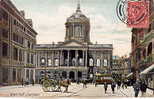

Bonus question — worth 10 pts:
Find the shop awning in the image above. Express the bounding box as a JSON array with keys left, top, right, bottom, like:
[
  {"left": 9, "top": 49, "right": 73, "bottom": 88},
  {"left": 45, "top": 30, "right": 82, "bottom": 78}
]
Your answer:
[
  {"left": 140, "top": 64, "right": 154, "bottom": 75},
  {"left": 126, "top": 72, "right": 133, "bottom": 78}
]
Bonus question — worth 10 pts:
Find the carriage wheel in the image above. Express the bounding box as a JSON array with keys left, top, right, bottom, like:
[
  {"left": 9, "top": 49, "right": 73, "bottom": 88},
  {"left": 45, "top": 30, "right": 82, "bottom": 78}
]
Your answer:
[
  {"left": 51, "top": 81, "right": 60, "bottom": 92},
  {"left": 42, "top": 80, "right": 51, "bottom": 92}
]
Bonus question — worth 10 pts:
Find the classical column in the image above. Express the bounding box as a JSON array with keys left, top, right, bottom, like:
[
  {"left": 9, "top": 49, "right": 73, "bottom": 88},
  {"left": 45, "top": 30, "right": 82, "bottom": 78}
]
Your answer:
[
  {"left": 29, "top": 69, "right": 31, "bottom": 81},
  {"left": 16, "top": 69, "right": 18, "bottom": 82},
  {"left": 100, "top": 53, "right": 103, "bottom": 67},
  {"left": 67, "top": 50, "right": 70, "bottom": 66},
  {"left": 67, "top": 71, "right": 69, "bottom": 79},
  {"left": 75, "top": 71, "right": 77, "bottom": 81},
  {"left": 85, "top": 50, "right": 88, "bottom": 67},
  {"left": 58, "top": 50, "right": 60, "bottom": 66},
  {"left": 75, "top": 50, "right": 78, "bottom": 66},
  {"left": 53, "top": 50, "right": 55, "bottom": 66},
  {"left": 8, "top": 68, "right": 13, "bottom": 84},
  {"left": 83, "top": 50, "right": 85, "bottom": 66},
  {"left": 108, "top": 54, "right": 110, "bottom": 67},
  {"left": 24, "top": 68, "right": 26, "bottom": 81},
  {"left": 51, "top": 51, "right": 54, "bottom": 66},
  {"left": 60, "top": 50, "right": 63, "bottom": 66},
  {"left": 33, "top": 69, "right": 35, "bottom": 83},
  {"left": 73, "top": 24, "right": 74, "bottom": 37}
]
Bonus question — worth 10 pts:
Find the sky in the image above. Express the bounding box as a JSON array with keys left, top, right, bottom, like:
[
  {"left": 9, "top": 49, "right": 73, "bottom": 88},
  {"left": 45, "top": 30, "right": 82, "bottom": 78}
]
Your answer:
[{"left": 12, "top": 0, "right": 132, "bottom": 57}]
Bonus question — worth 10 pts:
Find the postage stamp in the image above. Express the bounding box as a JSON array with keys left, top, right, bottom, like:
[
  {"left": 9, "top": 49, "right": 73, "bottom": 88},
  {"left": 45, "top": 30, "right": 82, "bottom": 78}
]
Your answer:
[
  {"left": 116, "top": 0, "right": 149, "bottom": 28},
  {"left": 127, "top": 0, "right": 149, "bottom": 28}
]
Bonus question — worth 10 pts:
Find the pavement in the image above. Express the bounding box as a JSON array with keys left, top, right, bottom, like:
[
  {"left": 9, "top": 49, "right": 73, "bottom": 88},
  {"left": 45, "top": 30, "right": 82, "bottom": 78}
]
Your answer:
[{"left": 0, "top": 83, "right": 154, "bottom": 97}]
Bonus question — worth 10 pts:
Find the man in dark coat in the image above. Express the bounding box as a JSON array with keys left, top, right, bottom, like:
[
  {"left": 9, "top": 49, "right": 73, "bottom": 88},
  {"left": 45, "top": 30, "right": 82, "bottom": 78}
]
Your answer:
[
  {"left": 104, "top": 82, "right": 108, "bottom": 94},
  {"left": 133, "top": 80, "right": 140, "bottom": 97},
  {"left": 140, "top": 81, "right": 147, "bottom": 97},
  {"left": 111, "top": 82, "right": 116, "bottom": 94},
  {"left": 117, "top": 80, "right": 121, "bottom": 89}
]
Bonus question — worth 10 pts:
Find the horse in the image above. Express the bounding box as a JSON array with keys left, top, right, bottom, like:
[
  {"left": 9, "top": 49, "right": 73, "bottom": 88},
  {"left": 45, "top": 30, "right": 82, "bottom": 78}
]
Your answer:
[{"left": 58, "top": 80, "right": 71, "bottom": 92}]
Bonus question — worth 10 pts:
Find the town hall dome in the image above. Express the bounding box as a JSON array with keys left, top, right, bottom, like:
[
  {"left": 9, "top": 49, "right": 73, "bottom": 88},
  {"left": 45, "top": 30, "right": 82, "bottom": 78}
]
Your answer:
[{"left": 65, "top": 3, "right": 91, "bottom": 44}]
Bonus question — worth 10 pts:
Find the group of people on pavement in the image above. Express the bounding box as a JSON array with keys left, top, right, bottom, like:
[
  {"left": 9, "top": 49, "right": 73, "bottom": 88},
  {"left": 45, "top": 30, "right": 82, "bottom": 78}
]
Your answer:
[
  {"left": 103, "top": 80, "right": 127, "bottom": 94},
  {"left": 104, "top": 81, "right": 116, "bottom": 94},
  {"left": 103, "top": 79, "right": 150, "bottom": 97},
  {"left": 133, "top": 79, "right": 148, "bottom": 97}
]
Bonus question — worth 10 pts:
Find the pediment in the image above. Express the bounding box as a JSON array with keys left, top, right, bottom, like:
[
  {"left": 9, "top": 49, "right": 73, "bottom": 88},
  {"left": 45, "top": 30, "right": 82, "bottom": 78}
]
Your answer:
[
  {"left": 64, "top": 42, "right": 82, "bottom": 47},
  {"left": 59, "top": 40, "right": 85, "bottom": 47}
]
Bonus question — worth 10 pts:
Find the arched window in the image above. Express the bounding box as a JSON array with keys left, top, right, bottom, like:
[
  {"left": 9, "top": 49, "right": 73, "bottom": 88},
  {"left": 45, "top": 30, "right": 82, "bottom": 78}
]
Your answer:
[
  {"left": 78, "top": 71, "right": 82, "bottom": 78},
  {"left": 48, "top": 58, "right": 52, "bottom": 66},
  {"left": 69, "top": 71, "right": 75, "bottom": 80},
  {"left": 104, "top": 59, "right": 108, "bottom": 66},
  {"left": 89, "top": 58, "right": 94, "bottom": 66},
  {"left": 40, "top": 57, "right": 46, "bottom": 65},
  {"left": 55, "top": 59, "right": 59, "bottom": 66},
  {"left": 62, "top": 71, "right": 67, "bottom": 79},
  {"left": 96, "top": 59, "right": 101, "bottom": 66},
  {"left": 72, "top": 58, "right": 76, "bottom": 66},
  {"left": 79, "top": 58, "right": 83, "bottom": 66}
]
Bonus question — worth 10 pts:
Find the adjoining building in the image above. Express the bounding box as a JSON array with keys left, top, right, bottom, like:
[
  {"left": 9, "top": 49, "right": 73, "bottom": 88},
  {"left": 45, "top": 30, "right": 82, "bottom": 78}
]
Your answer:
[
  {"left": 131, "top": 0, "right": 154, "bottom": 89},
  {"left": 35, "top": 3, "right": 113, "bottom": 82},
  {"left": 112, "top": 55, "right": 131, "bottom": 81},
  {"left": 0, "top": 0, "right": 37, "bottom": 85}
]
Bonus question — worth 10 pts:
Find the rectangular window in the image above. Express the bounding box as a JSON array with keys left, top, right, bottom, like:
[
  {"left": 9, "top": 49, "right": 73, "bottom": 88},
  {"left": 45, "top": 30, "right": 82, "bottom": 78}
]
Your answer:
[
  {"left": 13, "top": 47, "right": 18, "bottom": 60},
  {"left": 2, "top": 42, "right": 8, "bottom": 57},
  {"left": 19, "top": 50, "right": 22, "bottom": 61},
  {"left": 27, "top": 53, "right": 30, "bottom": 63},
  {"left": 21, "top": 37, "right": 24, "bottom": 45},
  {"left": 14, "top": 19, "right": 16, "bottom": 25},
  {"left": 13, "top": 69, "right": 16, "bottom": 82},
  {"left": 28, "top": 41, "right": 31, "bottom": 48},
  {"left": 31, "top": 54, "right": 34, "bottom": 64},
  {"left": 2, "top": 9, "right": 8, "bottom": 21},
  {"left": 104, "top": 59, "right": 108, "bottom": 66},
  {"left": 2, "top": 68, "right": 8, "bottom": 83},
  {"left": 13, "top": 33, "right": 18, "bottom": 42},
  {"left": 2, "top": 29, "right": 8, "bottom": 38}
]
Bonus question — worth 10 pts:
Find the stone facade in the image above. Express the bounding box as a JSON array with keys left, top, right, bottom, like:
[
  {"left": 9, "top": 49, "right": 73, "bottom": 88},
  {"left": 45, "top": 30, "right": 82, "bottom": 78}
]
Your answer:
[
  {"left": 35, "top": 3, "right": 113, "bottom": 82},
  {"left": 112, "top": 56, "right": 131, "bottom": 80},
  {"left": 0, "top": 0, "right": 37, "bottom": 85}
]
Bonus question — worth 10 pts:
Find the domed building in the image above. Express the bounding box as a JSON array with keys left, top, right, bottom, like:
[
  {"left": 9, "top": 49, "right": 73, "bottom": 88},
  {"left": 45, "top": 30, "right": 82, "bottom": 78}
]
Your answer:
[
  {"left": 35, "top": 2, "right": 113, "bottom": 82},
  {"left": 65, "top": 3, "right": 90, "bottom": 44}
]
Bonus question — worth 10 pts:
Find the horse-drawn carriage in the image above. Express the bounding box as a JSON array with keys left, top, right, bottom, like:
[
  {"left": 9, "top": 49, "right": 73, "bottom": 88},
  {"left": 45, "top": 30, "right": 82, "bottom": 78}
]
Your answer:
[{"left": 41, "top": 77, "right": 71, "bottom": 92}]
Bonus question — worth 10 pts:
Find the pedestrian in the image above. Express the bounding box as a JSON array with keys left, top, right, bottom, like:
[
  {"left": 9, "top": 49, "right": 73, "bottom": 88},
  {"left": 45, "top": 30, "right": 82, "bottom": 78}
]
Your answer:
[
  {"left": 140, "top": 81, "right": 147, "bottom": 97},
  {"left": 83, "top": 79, "right": 87, "bottom": 88},
  {"left": 111, "top": 82, "right": 116, "bottom": 94},
  {"left": 104, "top": 82, "right": 108, "bottom": 94},
  {"left": 32, "top": 79, "right": 35, "bottom": 86},
  {"left": 122, "top": 81, "right": 125, "bottom": 89},
  {"left": 21, "top": 78, "right": 24, "bottom": 86},
  {"left": 133, "top": 80, "right": 140, "bottom": 97},
  {"left": 117, "top": 80, "right": 121, "bottom": 90}
]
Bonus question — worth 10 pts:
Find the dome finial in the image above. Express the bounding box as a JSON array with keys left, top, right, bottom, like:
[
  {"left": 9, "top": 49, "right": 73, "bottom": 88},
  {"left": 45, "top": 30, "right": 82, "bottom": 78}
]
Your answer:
[{"left": 76, "top": 0, "right": 81, "bottom": 12}]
